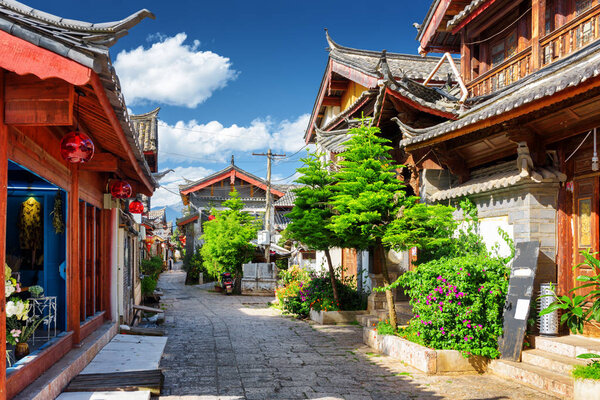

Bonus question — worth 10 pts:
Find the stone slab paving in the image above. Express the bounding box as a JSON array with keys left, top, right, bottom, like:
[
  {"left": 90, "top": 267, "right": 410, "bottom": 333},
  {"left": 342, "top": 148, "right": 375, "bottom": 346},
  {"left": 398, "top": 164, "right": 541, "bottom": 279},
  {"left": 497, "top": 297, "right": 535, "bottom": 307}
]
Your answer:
[{"left": 157, "top": 270, "right": 559, "bottom": 400}]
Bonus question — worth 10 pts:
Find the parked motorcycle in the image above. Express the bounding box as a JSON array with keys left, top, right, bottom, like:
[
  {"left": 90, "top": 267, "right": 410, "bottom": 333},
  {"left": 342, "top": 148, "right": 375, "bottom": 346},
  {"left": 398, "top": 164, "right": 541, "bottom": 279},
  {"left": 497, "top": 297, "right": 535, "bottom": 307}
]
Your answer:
[{"left": 221, "top": 272, "right": 234, "bottom": 295}]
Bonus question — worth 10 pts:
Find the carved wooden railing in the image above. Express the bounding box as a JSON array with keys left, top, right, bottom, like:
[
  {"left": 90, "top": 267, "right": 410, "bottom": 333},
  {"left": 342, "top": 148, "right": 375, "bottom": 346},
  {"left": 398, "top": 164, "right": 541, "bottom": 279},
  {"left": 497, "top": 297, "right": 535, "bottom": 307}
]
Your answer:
[
  {"left": 467, "top": 48, "right": 532, "bottom": 97},
  {"left": 540, "top": 4, "right": 600, "bottom": 67}
]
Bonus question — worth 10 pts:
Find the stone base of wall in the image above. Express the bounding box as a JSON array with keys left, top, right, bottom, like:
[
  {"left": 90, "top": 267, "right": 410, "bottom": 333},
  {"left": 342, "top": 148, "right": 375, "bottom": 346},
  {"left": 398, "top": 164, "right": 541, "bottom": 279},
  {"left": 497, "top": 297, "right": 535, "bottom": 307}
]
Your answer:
[
  {"left": 310, "top": 309, "right": 367, "bottom": 325},
  {"left": 363, "top": 328, "right": 488, "bottom": 374},
  {"left": 574, "top": 379, "right": 600, "bottom": 400}
]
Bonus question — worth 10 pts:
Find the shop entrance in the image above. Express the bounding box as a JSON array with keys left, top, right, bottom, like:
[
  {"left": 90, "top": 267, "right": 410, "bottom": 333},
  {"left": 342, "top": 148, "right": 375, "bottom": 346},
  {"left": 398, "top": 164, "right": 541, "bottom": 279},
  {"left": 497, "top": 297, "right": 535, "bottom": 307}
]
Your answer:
[{"left": 5, "top": 160, "right": 67, "bottom": 363}]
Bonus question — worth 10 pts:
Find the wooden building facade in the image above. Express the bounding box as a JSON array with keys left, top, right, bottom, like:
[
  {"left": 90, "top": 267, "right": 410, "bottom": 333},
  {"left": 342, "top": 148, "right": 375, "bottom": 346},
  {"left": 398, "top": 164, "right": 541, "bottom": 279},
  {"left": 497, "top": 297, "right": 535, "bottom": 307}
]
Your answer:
[{"left": 0, "top": 2, "right": 156, "bottom": 399}]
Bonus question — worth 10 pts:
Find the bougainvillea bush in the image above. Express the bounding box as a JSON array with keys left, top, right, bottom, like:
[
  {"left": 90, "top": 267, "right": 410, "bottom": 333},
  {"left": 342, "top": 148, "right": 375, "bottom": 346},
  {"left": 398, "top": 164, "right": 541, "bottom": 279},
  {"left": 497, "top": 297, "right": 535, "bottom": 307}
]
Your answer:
[
  {"left": 396, "top": 252, "right": 509, "bottom": 358},
  {"left": 275, "top": 266, "right": 311, "bottom": 317}
]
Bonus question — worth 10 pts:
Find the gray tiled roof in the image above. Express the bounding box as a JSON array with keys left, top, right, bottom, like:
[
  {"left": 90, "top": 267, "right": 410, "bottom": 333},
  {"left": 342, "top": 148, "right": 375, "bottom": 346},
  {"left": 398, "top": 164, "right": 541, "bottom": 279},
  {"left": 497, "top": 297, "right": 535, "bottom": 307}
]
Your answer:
[
  {"left": 179, "top": 164, "right": 272, "bottom": 194},
  {"left": 447, "top": 0, "right": 487, "bottom": 30},
  {"left": 132, "top": 107, "right": 160, "bottom": 153},
  {"left": 428, "top": 161, "right": 566, "bottom": 202},
  {"left": 327, "top": 30, "right": 453, "bottom": 82},
  {"left": 400, "top": 39, "right": 600, "bottom": 148},
  {"left": 316, "top": 128, "right": 352, "bottom": 153},
  {"left": 274, "top": 190, "right": 298, "bottom": 207},
  {"left": 147, "top": 208, "right": 166, "bottom": 221},
  {"left": 0, "top": 1, "right": 157, "bottom": 189}
]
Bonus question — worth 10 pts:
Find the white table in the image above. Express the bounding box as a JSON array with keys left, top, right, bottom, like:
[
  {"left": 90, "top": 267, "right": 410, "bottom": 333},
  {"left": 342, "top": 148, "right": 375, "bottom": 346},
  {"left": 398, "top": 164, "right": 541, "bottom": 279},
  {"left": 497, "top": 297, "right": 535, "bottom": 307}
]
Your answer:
[{"left": 29, "top": 296, "right": 57, "bottom": 344}]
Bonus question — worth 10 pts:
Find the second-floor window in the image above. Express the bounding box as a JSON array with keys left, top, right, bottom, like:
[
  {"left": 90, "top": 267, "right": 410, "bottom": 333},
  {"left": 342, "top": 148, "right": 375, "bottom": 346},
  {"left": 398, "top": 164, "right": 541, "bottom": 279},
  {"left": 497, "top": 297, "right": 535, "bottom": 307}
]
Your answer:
[
  {"left": 490, "top": 31, "right": 517, "bottom": 67},
  {"left": 576, "top": 0, "right": 593, "bottom": 15}
]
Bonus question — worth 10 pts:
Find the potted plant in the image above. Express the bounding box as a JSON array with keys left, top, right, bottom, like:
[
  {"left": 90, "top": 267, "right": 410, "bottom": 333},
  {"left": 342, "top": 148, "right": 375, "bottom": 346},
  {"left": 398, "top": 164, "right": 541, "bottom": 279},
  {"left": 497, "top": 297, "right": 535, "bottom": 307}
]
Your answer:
[
  {"left": 573, "top": 353, "right": 600, "bottom": 400},
  {"left": 28, "top": 285, "right": 44, "bottom": 298},
  {"left": 7, "top": 315, "right": 46, "bottom": 360}
]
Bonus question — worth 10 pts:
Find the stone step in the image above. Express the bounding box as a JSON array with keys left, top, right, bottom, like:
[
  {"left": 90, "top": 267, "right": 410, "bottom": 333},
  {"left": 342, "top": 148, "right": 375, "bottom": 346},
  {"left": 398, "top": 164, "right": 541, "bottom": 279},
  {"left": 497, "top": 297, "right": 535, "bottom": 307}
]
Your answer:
[
  {"left": 357, "top": 314, "right": 380, "bottom": 328},
  {"left": 374, "top": 310, "right": 413, "bottom": 325},
  {"left": 532, "top": 335, "right": 600, "bottom": 358},
  {"left": 489, "top": 359, "right": 573, "bottom": 399},
  {"left": 521, "top": 348, "right": 588, "bottom": 375}
]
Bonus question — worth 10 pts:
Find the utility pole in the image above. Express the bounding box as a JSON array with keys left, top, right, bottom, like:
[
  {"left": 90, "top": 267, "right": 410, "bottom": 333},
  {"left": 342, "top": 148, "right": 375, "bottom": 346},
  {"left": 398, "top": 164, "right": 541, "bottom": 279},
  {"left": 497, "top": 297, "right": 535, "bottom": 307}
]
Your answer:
[{"left": 252, "top": 149, "right": 285, "bottom": 263}]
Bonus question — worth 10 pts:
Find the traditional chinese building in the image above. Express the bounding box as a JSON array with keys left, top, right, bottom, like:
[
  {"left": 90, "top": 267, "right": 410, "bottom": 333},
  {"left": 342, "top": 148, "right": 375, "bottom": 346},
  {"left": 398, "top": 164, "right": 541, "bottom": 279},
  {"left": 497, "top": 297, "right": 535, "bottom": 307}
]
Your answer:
[
  {"left": 0, "top": 2, "right": 156, "bottom": 398},
  {"left": 177, "top": 158, "right": 285, "bottom": 256},
  {"left": 398, "top": 0, "right": 600, "bottom": 395}
]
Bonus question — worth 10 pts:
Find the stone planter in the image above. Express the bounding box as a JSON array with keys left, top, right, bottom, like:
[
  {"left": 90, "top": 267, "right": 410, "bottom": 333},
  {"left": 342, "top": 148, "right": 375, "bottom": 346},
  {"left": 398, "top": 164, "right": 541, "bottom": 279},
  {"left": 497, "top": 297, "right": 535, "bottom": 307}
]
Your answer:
[
  {"left": 574, "top": 379, "right": 600, "bottom": 400},
  {"left": 309, "top": 309, "right": 367, "bottom": 325},
  {"left": 363, "top": 327, "right": 488, "bottom": 374}
]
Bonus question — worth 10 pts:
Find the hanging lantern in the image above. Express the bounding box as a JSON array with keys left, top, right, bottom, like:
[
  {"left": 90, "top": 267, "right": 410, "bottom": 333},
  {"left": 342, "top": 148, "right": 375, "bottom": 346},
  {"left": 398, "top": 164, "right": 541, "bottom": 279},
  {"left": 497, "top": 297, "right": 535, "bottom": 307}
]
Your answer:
[
  {"left": 60, "top": 131, "right": 94, "bottom": 163},
  {"left": 109, "top": 180, "right": 132, "bottom": 199},
  {"left": 129, "top": 199, "right": 144, "bottom": 214},
  {"left": 179, "top": 236, "right": 186, "bottom": 246},
  {"left": 208, "top": 215, "right": 216, "bottom": 221}
]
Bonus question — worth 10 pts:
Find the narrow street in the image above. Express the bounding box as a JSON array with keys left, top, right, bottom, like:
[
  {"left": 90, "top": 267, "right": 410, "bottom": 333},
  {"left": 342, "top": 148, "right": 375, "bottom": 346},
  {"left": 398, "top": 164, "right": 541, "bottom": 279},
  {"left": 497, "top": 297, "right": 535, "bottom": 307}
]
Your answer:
[{"left": 157, "top": 270, "right": 557, "bottom": 400}]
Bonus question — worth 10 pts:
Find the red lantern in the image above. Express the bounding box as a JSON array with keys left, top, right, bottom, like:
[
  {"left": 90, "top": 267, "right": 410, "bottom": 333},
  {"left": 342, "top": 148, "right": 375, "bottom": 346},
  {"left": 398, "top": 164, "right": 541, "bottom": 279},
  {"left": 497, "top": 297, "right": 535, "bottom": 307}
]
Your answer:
[
  {"left": 60, "top": 131, "right": 95, "bottom": 163},
  {"left": 179, "top": 236, "right": 186, "bottom": 246},
  {"left": 110, "top": 180, "right": 132, "bottom": 199},
  {"left": 208, "top": 215, "right": 216, "bottom": 221},
  {"left": 129, "top": 199, "right": 144, "bottom": 214}
]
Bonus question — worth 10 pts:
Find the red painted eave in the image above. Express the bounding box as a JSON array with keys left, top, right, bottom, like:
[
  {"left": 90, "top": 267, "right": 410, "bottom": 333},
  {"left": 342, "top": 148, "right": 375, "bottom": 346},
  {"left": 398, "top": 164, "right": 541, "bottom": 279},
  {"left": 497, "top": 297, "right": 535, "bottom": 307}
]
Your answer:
[
  {"left": 177, "top": 215, "right": 198, "bottom": 227},
  {"left": 420, "top": 0, "right": 453, "bottom": 54},
  {"left": 181, "top": 169, "right": 285, "bottom": 197}
]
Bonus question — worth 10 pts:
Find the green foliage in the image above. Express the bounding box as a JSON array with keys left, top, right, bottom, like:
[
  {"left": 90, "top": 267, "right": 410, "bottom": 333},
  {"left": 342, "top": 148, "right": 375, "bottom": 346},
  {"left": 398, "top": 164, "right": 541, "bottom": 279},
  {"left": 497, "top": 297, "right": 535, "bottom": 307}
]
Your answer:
[
  {"left": 183, "top": 246, "right": 216, "bottom": 284},
  {"left": 285, "top": 151, "right": 341, "bottom": 251},
  {"left": 396, "top": 252, "right": 510, "bottom": 358},
  {"left": 201, "top": 191, "right": 260, "bottom": 277},
  {"left": 329, "top": 123, "right": 410, "bottom": 249},
  {"left": 573, "top": 354, "right": 600, "bottom": 380},
  {"left": 141, "top": 256, "right": 163, "bottom": 279},
  {"left": 383, "top": 200, "right": 457, "bottom": 264},
  {"left": 275, "top": 266, "right": 311, "bottom": 317},
  {"left": 141, "top": 275, "right": 157, "bottom": 296},
  {"left": 540, "top": 250, "right": 600, "bottom": 334}
]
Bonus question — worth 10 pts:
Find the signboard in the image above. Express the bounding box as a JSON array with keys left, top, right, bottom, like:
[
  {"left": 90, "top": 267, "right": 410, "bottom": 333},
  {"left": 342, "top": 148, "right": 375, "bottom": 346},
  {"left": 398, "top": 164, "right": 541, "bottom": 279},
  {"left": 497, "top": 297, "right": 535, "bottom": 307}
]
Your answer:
[{"left": 498, "top": 241, "right": 540, "bottom": 361}]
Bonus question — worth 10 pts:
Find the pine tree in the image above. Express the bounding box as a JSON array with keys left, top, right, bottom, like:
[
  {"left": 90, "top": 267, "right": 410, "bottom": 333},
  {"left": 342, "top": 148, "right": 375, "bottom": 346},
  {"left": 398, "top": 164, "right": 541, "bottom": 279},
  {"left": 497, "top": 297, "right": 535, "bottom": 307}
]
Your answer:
[
  {"left": 201, "top": 190, "right": 260, "bottom": 292},
  {"left": 284, "top": 151, "right": 341, "bottom": 305},
  {"left": 329, "top": 123, "right": 409, "bottom": 329}
]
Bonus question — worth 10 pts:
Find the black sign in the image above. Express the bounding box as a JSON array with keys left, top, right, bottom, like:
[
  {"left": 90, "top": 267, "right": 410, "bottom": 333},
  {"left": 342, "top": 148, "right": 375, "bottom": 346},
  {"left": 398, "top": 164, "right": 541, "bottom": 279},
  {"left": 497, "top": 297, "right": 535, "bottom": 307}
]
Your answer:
[{"left": 498, "top": 241, "right": 540, "bottom": 361}]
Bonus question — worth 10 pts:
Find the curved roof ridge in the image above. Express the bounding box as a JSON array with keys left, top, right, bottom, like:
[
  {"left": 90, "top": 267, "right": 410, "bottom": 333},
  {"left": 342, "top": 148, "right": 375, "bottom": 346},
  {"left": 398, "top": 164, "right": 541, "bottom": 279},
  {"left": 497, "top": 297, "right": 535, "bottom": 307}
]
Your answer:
[
  {"left": 0, "top": 0, "right": 155, "bottom": 35},
  {"left": 131, "top": 107, "right": 161, "bottom": 119}
]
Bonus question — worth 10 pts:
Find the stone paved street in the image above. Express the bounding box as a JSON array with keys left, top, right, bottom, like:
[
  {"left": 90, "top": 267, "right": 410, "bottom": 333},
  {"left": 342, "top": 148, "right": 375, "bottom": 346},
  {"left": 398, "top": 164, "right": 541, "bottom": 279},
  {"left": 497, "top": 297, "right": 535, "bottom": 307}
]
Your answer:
[{"left": 158, "top": 270, "right": 558, "bottom": 400}]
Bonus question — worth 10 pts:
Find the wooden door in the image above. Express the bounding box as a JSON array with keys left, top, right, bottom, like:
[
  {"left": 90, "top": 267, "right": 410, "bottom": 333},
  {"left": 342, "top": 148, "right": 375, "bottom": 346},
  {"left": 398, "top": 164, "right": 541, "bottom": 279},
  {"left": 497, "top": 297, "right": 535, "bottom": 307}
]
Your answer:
[{"left": 341, "top": 248, "right": 357, "bottom": 280}]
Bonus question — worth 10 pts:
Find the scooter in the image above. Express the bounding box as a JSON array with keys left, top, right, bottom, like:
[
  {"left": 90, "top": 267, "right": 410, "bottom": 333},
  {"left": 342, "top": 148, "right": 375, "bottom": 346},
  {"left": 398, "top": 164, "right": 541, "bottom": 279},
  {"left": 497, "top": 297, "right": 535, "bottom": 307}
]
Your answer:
[{"left": 221, "top": 272, "right": 234, "bottom": 295}]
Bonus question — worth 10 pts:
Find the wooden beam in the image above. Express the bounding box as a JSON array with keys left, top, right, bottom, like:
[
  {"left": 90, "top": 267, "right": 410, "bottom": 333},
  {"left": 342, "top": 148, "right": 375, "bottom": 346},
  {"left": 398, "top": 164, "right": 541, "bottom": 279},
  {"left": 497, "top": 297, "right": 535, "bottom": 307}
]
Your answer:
[
  {"left": 0, "top": 30, "right": 91, "bottom": 86},
  {"left": 0, "top": 69, "right": 8, "bottom": 400},
  {"left": 89, "top": 73, "right": 154, "bottom": 196},
  {"left": 531, "top": 0, "right": 543, "bottom": 71},
  {"left": 68, "top": 164, "right": 81, "bottom": 344},
  {"left": 435, "top": 145, "right": 470, "bottom": 183},
  {"left": 330, "top": 80, "right": 349, "bottom": 91},
  {"left": 451, "top": 0, "right": 500, "bottom": 34},
  {"left": 80, "top": 153, "right": 119, "bottom": 172},
  {"left": 322, "top": 96, "right": 341, "bottom": 107},
  {"left": 4, "top": 74, "right": 74, "bottom": 126},
  {"left": 420, "top": 0, "right": 452, "bottom": 53}
]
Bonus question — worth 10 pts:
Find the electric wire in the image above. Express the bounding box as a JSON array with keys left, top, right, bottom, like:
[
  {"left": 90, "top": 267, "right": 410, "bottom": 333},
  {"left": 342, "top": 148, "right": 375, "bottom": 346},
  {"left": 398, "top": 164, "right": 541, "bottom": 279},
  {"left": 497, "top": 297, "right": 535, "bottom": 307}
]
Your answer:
[
  {"left": 463, "top": 8, "right": 532, "bottom": 46},
  {"left": 565, "top": 130, "right": 592, "bottom": 162}
]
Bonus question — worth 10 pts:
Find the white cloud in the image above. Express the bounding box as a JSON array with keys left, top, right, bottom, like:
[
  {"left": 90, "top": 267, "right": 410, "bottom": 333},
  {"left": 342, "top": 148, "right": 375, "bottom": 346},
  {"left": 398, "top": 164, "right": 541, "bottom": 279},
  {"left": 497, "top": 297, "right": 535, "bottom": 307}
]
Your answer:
[
  {"left": 158, "top": 114, "right": 311, "bottom": 164},
  {"left": 151, "top": 166, "right": 214, "bottom": 207},
  {"left": 114, "top": 33, "right": 238, "bottom": 108}
]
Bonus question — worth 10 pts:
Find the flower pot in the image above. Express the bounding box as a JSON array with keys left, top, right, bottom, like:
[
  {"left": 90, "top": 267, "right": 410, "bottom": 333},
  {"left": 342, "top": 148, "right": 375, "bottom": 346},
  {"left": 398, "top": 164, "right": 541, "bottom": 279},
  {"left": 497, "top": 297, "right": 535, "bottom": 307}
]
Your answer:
[{"left": 15, "top": 342, "right": 29, "bottom": 360}]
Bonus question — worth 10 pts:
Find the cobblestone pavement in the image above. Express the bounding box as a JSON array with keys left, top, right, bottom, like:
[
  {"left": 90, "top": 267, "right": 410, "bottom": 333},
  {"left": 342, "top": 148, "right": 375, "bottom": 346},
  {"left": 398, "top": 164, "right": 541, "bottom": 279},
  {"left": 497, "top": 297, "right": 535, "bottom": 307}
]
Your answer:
[{"left": 157, "top": 270, "right": 558, "bottom": 400}]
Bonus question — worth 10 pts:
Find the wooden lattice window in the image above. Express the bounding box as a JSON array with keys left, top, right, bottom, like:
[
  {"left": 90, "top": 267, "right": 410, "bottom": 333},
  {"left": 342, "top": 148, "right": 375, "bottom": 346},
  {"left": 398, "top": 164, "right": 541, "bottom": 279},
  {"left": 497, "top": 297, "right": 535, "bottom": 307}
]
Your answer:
[
  {"left": 575, "top": 0, "right": 593, "bottom": 15},
  {"left": 490, "top": 31, "right": 517, "bottom": 67}
]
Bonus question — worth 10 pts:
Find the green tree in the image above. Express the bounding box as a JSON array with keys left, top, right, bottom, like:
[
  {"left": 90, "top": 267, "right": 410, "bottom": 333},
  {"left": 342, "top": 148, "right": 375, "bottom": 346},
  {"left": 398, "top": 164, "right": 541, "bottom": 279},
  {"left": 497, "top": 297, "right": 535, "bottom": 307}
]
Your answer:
[
  {"left": 284, "top": 151, "right": 341, "bottom": 305},
  {"left": 329, "top": 123, "right": 410, "bottom": 329},
  {"left": 201, "top": 191, "right": 259, "bottom": 291}
]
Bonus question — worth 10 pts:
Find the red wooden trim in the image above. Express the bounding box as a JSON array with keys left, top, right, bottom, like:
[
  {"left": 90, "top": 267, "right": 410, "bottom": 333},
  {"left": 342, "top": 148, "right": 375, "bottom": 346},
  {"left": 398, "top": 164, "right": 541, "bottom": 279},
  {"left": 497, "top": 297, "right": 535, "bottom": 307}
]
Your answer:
[
  {"left": 452, "top": 0, "right": 500, "bottom": 34},
  {"left": 89, "top": 73, "right": 154, "bottom": 196},
  {"left": 6, "top": 332, "right": 74, "bottom": 400},
  {"left": 176, "top": 215, "right": 198, "bottom": 227},
  {"left": 67, "top": 164, "right": 81, "bottom": 344},
  {"left": 386, "top": 88, "right": 458, "bottom": 120},
  {"left": 79, "top": 201, "right": 86, "bottom": 323},
  {"left": 0, "top": 70, "right": 8, "bottom": 400},
  {"left": 306, "top": 60, "right": 332, "bottom": 144},
  {"left": 420, "top": 0, "right": 452, "bottom": 53},
  {"left": 0, "top": 31, "right": 91, "bottom": 86},
  {"left": 80, "top": 311, "right": 106, "bottom": 341},
  {"left": 330, "top": 60, "right": 378, "bottom": 89}
]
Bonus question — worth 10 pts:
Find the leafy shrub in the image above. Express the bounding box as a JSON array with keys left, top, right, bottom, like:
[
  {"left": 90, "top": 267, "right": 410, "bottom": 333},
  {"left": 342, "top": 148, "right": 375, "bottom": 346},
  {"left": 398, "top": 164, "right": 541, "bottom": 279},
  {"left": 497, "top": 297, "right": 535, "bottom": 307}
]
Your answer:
[
  {"left": 573, "top": 354, "right": 600, "bottom": 380},
  {"left": 301, "top": 271, "right": 366, "bottom": 312},
  {"left": 396, "top": 252, "right": 509, "bottom": 358},
  {"left": 183, "top": 246, "right": 217, "bottom": 285},
  {"left": 141, "top": 275, "right": 157, "bottom": 296},
  {"left": 275, "top": 266, "right": 310, "bottom": 316},
  {"left": 141, "top": 256, "right": 163, "bottom": 279}
]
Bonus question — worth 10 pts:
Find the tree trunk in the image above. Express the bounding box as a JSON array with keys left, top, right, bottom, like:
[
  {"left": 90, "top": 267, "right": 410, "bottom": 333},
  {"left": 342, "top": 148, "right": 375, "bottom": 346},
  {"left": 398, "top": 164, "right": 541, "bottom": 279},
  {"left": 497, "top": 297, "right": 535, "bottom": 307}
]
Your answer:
[
  {"left": 324, "top": 248, "right": 341, "bottom": 307},
  {"left": 377, "top": 239, "right": 397, "bottom": 330}
]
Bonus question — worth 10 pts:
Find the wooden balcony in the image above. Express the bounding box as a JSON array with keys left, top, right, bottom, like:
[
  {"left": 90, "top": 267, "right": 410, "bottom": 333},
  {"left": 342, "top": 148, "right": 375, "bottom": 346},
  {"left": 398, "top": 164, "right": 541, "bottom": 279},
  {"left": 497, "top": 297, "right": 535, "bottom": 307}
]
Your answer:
[
  {"left": 466, "top": 4, "right": 600, "bottom": 98},
  {"left": 467, "top": 48, "right": 532, "bottom": 97},
  {"left": 540, "top": 4, "right": 600, "bottom": 67}
]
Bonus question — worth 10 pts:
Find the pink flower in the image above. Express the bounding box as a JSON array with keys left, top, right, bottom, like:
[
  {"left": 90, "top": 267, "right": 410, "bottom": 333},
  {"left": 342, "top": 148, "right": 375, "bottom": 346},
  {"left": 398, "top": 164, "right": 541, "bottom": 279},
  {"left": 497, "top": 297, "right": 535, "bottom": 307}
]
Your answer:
[
  {"left": 467, "top": 324, "right": 471, "bottom": 328},
  {"left": 458, "top": 302, "right": 461, "bottom": 305}
]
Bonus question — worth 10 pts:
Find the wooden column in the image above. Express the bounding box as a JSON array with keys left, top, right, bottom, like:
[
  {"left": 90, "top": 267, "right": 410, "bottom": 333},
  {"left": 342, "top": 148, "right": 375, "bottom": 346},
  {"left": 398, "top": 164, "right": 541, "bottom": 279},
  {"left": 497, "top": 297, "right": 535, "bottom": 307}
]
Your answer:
[
  {"left": 460, "top": 30, "right": 471, "bottom": 82},
  {"left": 532, "top": 0, "right": 544, "bottom": 71},
  {"left": 67, "top": 164, "right": 81, "bottom": 343},
  {"left": 0, "top": 70, "right": 9, "bottom": 400}
]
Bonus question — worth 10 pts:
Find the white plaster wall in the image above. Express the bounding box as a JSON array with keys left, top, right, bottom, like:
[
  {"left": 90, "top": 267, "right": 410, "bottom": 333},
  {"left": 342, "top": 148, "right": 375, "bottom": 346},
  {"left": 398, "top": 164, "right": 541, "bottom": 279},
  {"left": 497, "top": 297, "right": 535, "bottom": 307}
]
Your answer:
[
  {"left": 110, "top": 209, "right": 119, "bottom": 323},
  {"left": 314, "top": 248, "right": 342, "bottom": 273},
  {"left": 478, "top": 215, "right": 514, "bottom": 259}
]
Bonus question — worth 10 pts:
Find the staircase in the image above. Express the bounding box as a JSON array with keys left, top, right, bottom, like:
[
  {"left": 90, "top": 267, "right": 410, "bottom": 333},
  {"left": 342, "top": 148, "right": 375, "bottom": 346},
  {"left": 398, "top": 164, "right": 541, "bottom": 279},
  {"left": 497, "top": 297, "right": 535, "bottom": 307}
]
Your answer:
[
  {"left": 357, "top": 274, "right": 414, "bottom": 327},
  {"left": 489, "top": 335, "right": 600, "bottom": 399}
]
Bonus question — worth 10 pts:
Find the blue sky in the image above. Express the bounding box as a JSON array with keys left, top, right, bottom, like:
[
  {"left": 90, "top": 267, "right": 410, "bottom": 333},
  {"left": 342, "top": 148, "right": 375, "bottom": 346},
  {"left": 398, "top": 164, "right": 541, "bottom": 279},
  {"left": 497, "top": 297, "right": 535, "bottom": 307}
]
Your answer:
[{"left": 24, "top": 0, "right": 432, "bottom": 215}]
